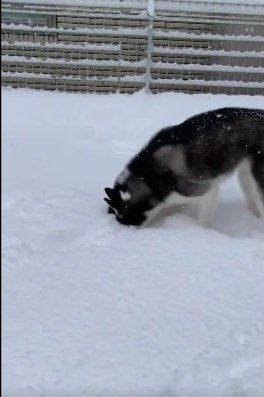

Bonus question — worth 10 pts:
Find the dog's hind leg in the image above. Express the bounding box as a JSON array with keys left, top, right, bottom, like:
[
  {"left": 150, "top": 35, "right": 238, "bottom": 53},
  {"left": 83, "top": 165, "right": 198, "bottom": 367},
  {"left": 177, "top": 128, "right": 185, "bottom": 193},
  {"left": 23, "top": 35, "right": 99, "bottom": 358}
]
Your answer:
[
  {"left": 197, "top": 184, "right": 219, "bottom": 227},
  {"left": 238, "top": 158, "right": 264, "bottom": 221},
  {"left": 251, "top": 156, "right": 264, "bottom": 221},
  {"left": 238, "top": 159, "right": 260, "bottom": 217}
]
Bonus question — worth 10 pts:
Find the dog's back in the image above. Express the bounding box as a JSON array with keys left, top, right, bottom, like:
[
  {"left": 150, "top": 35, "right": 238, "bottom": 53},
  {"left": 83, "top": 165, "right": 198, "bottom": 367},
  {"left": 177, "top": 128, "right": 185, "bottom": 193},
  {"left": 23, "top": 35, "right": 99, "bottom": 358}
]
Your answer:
[{"left": 130, "top": 107, "right": 264, "bottom": 180}]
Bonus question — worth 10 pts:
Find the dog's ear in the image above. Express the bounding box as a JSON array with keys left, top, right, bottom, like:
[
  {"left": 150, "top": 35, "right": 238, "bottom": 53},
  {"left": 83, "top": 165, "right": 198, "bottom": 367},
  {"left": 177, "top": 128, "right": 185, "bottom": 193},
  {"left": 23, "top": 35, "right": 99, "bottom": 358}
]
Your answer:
[
  {"left": 105, "top": 187, "right": 119, "bottom": 202},
  {"left": 104, "top": 197, "right": 114, "bottom": 207},
  {"left": 104, "top": 187, "right": 129, "bottom": 215},
  {"left": 104, "top": 197, "right": 118, "bottom": 215}
]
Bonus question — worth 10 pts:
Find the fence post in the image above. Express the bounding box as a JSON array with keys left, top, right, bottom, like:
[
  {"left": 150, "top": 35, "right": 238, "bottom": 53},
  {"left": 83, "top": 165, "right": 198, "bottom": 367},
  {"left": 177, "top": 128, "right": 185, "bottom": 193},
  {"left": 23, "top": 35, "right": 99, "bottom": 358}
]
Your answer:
[{"left": 145, "top": 0, "right": 155, "bottom": 94}]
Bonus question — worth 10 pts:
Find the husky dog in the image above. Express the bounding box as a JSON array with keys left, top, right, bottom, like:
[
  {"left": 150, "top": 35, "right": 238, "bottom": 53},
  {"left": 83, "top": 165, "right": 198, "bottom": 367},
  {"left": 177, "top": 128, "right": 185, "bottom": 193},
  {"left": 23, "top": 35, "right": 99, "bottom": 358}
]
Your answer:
[{"left": 104, "top": 107, "right": 264, "bottom": 227}]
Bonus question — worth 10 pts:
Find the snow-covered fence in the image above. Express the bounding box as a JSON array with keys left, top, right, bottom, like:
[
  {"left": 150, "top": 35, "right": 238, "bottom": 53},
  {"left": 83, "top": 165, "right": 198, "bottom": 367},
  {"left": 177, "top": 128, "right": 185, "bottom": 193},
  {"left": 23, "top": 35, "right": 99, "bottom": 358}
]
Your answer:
[{"left": 1, "top": 0, "right": 264, "bottom": 95}]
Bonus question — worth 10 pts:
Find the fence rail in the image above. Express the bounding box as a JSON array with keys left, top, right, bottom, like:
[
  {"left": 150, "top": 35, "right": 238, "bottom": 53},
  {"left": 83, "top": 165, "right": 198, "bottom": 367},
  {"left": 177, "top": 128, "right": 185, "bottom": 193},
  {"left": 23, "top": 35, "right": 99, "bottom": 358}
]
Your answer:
[{"left": 1, "top": 0, "right": 264, "bottom": 95}]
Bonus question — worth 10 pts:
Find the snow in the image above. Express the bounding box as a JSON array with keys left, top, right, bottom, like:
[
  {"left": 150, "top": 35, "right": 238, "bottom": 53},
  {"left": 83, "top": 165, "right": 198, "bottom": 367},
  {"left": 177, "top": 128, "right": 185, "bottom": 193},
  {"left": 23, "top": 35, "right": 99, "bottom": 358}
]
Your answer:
[
  {"left": 150, "top": 78, "right": 264, "bottom": 88},
  {"left": 3, "top": 41, "right": 264, "bottom": 61},
  {"left": 3, "top": 70, "right": 264, "bottom": 90},
  {"left": 2, "top": 40, "right": 122, "bottom": 52},
  {"left": 1, "top": 54, "right": 147, "bottom": 68},
  {"left": 4, "top": 53, "right": 264, "bottom": 76},
  {"left": 2, "top": 88, "right": 264, "bottom": 397},
  {"left": 148, "top": 0, "right": 155, "bottom": 17},
  {"left": 152, "top": 62, "right": 264, "bottom": 73},
  {"left": 4, "top": 0, "right": 264, "bottom": 16},
  {"left": 3, "top": 23, "right": 264, "bottom": 42},
  {"left": 5, "top": 0, "right": 264, "bottom": 6},
  {"left": 152, "top": 47, "right": 264, "bottom": 59},
  {"left": 1, "top": 71, "right": 147, "bottom": 83}
]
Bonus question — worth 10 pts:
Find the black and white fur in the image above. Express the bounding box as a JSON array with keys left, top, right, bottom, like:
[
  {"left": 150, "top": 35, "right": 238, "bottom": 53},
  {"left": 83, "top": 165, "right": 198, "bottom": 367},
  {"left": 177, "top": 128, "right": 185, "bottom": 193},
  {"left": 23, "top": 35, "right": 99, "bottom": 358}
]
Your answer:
[{"left": 104, "top": 107, "right": 264, "bottom": 227}]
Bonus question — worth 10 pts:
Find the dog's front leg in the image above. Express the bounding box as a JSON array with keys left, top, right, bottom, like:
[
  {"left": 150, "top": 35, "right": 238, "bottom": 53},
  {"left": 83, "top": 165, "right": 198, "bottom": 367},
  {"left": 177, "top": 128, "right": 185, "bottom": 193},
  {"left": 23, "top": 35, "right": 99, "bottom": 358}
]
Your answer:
[{"left": 197, "top": 185, "right": 219, "bottom": 228}]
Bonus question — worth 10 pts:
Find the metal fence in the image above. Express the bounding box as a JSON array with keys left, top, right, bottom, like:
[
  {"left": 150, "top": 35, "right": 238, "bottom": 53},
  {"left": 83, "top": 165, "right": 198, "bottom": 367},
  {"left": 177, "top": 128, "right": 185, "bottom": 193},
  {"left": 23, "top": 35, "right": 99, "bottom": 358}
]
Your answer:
[{"left": 1, "top": 0, "right": 264, "bottom": 95}]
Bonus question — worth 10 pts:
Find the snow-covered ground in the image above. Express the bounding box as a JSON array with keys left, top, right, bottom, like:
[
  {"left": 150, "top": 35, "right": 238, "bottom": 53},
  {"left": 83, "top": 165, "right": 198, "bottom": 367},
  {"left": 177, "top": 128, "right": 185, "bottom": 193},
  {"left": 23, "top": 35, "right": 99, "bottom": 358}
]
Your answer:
[{"left": 2, "top": 88, "right": 264, "bottom": 397}]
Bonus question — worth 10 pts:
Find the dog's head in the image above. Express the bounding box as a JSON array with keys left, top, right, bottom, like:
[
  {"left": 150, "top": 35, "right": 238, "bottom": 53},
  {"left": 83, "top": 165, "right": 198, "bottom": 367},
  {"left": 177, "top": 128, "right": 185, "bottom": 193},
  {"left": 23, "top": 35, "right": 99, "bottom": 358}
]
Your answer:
[{"left": 104, "top": 168, "right": 160, "bottom": 226}]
